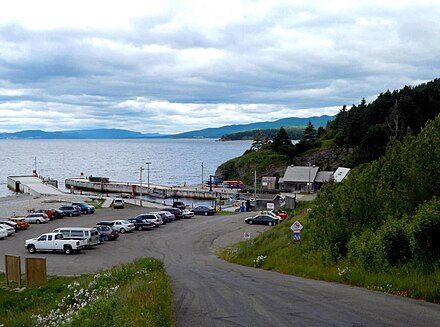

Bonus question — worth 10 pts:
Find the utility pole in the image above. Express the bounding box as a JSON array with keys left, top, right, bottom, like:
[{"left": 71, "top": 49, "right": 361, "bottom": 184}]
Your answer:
[
  {"left": 140, "top": 166, "right": 144, "bottom": 206},
  {"left": 254, "top": 170, "right": 257, "bottom": 199},
  {"left": 201, "top": 162, "right": 204, "bottom": 186},
  {"left": 146, "top": 162, "right": 151, "bottom": 189}
]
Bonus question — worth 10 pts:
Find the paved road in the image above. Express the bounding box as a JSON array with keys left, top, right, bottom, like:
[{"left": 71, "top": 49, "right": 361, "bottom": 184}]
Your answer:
[{"left": 1, "top": 207, "right": 440, "bottom": 326}]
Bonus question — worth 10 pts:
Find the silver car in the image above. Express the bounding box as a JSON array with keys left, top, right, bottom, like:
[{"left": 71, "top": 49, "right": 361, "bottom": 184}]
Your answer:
[
  {"left": 24, "top": 213, "right": 50, "bottom": 224},
  {"left": 111, "top": 220, "right": 135, "bottom": 233}
]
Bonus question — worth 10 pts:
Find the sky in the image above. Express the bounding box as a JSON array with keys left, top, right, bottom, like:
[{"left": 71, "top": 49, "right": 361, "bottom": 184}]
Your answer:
[{"left": 0, "top": 0, "right": 439, "bottom": 134}]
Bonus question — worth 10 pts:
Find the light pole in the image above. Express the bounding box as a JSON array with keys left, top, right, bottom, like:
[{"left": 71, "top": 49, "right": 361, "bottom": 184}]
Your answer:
[
  {"left": 201, "top": 162, "right": 204, "bottom": 187},
  {"left": 139, "top": 166, "right": 144, "bottom": 206},
  {"left": 253, "top": 170, "right": 257, "bottom": 200},
  {"left": 146, "top": 162, "right": 151, "bottom": 189}
]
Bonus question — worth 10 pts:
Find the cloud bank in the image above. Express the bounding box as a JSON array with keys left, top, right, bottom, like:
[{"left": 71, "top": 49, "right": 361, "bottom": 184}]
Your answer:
[{"left": 0, "top": 0, "right": 439, "bottom": 133}]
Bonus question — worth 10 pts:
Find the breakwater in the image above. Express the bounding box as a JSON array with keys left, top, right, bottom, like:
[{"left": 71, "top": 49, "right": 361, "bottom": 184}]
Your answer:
[{"left": 65, "top": 178, "right": 235, "bottom": 200}]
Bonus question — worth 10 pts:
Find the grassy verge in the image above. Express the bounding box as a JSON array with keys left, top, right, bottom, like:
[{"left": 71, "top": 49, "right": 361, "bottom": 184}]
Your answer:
[
  {"left": 0, "top": 258, "right": 174, "bottom": 327},
  {"left": 219, "top": 203, "right": 440, "bottom": 303}
]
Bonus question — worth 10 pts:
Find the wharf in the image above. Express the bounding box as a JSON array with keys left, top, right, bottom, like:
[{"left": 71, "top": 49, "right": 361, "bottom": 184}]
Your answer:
[
  {"left": 65, "top": 178, "right": 236, "bottom": 201},
  {"left": 7, "top": 176, "right": 64, "bottom": 197}
]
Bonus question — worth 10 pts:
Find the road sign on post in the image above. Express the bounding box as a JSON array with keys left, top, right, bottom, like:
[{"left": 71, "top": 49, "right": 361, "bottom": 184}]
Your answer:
[
  {"left": 244, "top": 232, "right": 251, "bottom": 257},
  {"left": 290, "top": 221, "right": 303, "bottom": 232}
]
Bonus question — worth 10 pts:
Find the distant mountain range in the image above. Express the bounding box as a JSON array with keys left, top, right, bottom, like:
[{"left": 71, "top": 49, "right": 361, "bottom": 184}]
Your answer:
[
  {"left": 172, "top": 115, "right": 334, "bottom": 138},
  {"left": 0, "top": 129, "right": 163, "bottom": 139},
  {"left": 0, "top": 115, "right": 334, "bottom": 139}
]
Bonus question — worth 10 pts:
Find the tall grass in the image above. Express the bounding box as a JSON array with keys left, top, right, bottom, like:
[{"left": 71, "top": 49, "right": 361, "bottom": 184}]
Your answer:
[
  {"left": 0, "top": 258, "right": 174, "bottom": 327},
  {"left": 219, "top": 205, "right": 440, "bottom": 303}
]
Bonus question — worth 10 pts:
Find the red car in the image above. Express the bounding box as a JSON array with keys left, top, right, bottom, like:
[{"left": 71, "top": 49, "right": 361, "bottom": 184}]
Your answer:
[{"left": 271, "top": 210, "right": 288, "bottom": 221}]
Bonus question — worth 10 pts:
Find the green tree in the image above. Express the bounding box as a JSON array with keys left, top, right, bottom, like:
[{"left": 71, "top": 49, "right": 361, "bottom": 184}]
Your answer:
[
  {"left": 272, "top": 127, "right": 294, "bottom": 155},
  {"left": 302, "top": 121, "right": 317, "bottom": 144}
]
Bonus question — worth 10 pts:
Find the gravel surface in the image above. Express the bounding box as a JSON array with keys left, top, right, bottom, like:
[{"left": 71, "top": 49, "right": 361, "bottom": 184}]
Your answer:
[{"left": 1, "top": 197, "right": 439, "bottom": 327}]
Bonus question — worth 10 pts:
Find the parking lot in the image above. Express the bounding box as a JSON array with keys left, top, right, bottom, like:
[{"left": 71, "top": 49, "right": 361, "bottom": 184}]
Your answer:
[{"left": 0, "top": 204, "right": 257, "bottom": 275}]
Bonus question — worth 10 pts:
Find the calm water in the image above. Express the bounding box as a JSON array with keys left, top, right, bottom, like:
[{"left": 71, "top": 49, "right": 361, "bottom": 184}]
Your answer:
[{"left": 0, "top": 139, "right": 252, "bottom": 197}]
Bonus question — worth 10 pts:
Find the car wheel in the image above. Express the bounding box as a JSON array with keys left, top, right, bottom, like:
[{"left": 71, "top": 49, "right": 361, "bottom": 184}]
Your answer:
[
  {"left": 120, "top": 228, "right": 126, "bottom": 234},
  {"left": 248, "top": 220, "right": 253, "bottom": 224},
  {"left": 28, "top": 245, "right": 36, "bottom": 253},
  {"left": 64, "top": 245, "right": 72, "bottom": 255},
  {"left": 137, "top": 226, "right": 143, "bottom": 231},
  {"left": 204, "top": 212, "right": 208, "bottom": 216},
  {"left": 105, "top": 236, "right": 109, "bottom": 241},
  {"left": 268, "top": 222, "right": 273, "bottom": 226},
  {"left": 69, "top": 213, "right": 73, "bottom": 217},
  {"left": 36, "top": 220, "right": 40, "bottom": 224}
]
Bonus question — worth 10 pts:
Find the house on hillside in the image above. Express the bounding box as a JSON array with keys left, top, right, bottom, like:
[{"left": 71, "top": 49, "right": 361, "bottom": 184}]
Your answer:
[
  {"left": 279, "top": 165, "right": 319, "bottom": 193},
  {"left": 279, "top": 165, "right": 349, "bottom": 193}
]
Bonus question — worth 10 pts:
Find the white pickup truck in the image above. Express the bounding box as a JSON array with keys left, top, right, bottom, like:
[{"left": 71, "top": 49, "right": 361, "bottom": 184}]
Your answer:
[{"left": 25, "top": 233, "right": 86, "bottom": 255}]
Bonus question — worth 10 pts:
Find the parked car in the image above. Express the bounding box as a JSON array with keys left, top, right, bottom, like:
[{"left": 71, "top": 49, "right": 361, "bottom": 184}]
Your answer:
[
  {"left": 192, "top": 206, "right": 216, "bottom": 216},
  {"left": 0, "top": 220, "right": 19, "bottom": 232},
  {"left": 35, "top": 209, "right": 56, "bottom": 220},
  {"left": 0, "top": 223, "right": 15, "bottom": 236},
  {"left": 162, "top": 207, "right": 183, "bottom": 220},
  {"left": 72, "top": 202, "right": 95, "bottom": 214},
  {"left": 172, "top": 201, "right": 187, "bottom": 210},
  {"left": 96, "top": 225, "right": 119, "bottom": 241},
  {"left": 96, "top": 221, "right": 119, "bottom": 232},
  {"left": 52, "top": 227, "right": 100, "bottom": 247},
  {"left": 113, "top": 198, "right": 125, "bottom": 209},
  {"left": 159, "top": 211, "right": 175, "bottom": 222},
  {"left": 9, "top": 218, "right": 29, "bottom": 230},
  {"left": 59, "top": 205, "right": 81, "bottom": 217},
  {"left": 0, "top": 226, "right": 8, "bottom": 239},
  {"left": 135, "top": 213, "right": 163, "bottom": 227},
  {"left": 24, "top": 213, "right": 50, "bottom": 224},
  {"left": 127, "top": 217, "right": 155, "bottom": 231},
  {"left": 270, "top": 210, "right": 288, "bottom": 221},
  {"left": 151, "top": 211, "right": 169, "bottom": 224},
  {"left": 50, "top": 208, "right": 66, "bottom": 218},
  {"left": 182, "top": 209, "right": 194, "bottom": 219},
  {"left": 25, "top": 233, "right": 86, "bottom": 254},
  {"left": 111, "top": 220, "right": 135, "bottom": 233},
  {"left": 245, "top": 214, "right": 279, "bottom": 226}
]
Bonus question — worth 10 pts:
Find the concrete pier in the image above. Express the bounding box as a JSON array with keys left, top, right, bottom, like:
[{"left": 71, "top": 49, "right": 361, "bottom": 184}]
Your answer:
[
  {"left": 7, "top": 176, "right": 64, "bottom": 196},
  {"left": 65, "top": 178, "right": 236, "bottom": 200}
]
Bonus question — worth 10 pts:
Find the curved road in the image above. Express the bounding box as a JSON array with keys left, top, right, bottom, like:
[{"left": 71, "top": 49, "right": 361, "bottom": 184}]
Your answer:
[{"left": 1, "top": 207, "right": 439, "bottom": 326}]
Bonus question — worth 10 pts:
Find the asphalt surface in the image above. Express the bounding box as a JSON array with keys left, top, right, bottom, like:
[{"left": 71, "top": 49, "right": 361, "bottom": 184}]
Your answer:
[{"left": 1, "top": 206, "right": 440, "bottom": 326}]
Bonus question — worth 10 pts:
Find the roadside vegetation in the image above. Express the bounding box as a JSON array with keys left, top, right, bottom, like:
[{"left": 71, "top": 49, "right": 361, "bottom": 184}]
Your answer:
[
  {"left": 221, "top": 113, "right": 440, "bottom": 303},
  {"left": 0, "top": 258, "right": 174, "bottom": 327}
]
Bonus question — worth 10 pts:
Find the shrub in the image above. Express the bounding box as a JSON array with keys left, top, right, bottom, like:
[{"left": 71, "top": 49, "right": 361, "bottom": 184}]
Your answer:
[
  {"left": 410, "top": 198, "right": 440, "bottom": 269},
  {"left": 347, "top": 229, "right": 385, "bottom": 271},
  {"left": 380, "top": 219, "right": 412, "bottom": 267}
]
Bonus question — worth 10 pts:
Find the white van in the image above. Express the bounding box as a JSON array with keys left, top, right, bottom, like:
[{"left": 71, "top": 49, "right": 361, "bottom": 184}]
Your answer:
[{"left": 52, "top": 227, "right": 100, "bottom": 247}]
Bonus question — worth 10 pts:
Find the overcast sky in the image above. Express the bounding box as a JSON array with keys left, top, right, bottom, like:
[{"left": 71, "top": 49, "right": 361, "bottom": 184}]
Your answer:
[{"left": 0, "top": 0, "right": 439, "bottom": 134}]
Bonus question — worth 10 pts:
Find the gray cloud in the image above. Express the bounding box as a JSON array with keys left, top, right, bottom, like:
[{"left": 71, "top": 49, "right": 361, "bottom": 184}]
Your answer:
[{"left": 0, "top": 1, "right": 439, "bottom": 133}]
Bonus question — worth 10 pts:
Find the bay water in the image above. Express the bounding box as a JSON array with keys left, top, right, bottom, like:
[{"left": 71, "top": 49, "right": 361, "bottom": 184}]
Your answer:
[{"left": 0, "top": 139, "right": 252, "bottom": 198}]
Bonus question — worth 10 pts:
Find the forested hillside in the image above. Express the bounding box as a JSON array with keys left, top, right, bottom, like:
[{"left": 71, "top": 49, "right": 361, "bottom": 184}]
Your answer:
[
  {"left": 310, "top": 115, "right": 440, "bottom": 271},
  {"left": 217, "top": 78, "right": 440, "bottom": 183},
  {"left": 326, "top": 78, "right": 440, "bottom": 166}
]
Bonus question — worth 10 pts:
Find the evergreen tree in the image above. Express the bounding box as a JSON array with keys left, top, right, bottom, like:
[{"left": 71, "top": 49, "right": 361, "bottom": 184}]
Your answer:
[
  {"left": 272, "top": 127, "right": 294, "bottom": 154},
  {"left": 302, "top": 121, "right": 317, "bottom": 144}
]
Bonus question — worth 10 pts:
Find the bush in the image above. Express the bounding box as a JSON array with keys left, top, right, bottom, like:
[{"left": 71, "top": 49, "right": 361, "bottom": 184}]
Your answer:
[
  {"left": 410, "top": 198, "right": 440, "bottom": 269},
  {"left": 380, "top": 219, "right": 412, "bottom": 267},
  {"left": 347, "top": 229, "right": 385, "bottom": 270}
]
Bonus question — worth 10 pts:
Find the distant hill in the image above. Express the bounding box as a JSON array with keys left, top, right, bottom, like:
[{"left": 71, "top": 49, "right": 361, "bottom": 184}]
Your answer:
[
  {"left": 0, "top": 116, "right": 335, "bottom": 139},
  {"left": 0, "top": 129, "right": 164, "bottom": 139},
  {"left": 173, "top": 115, "right": 334, "bottom": 138},
  {"left": 220, "top": 126, "right": 305, "bottom": 141}
]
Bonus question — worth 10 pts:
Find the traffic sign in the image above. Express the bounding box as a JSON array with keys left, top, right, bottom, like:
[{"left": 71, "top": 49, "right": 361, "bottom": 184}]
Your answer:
[
  {"left": 243, "top": 232, "right": 251, "bottom": 240},
  {"left": 290, "top": 221, "right": 303, "bottom": 232}
]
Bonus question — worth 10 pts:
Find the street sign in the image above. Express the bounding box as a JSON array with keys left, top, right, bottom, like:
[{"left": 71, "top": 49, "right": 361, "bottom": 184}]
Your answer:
[
  {"left": 293, "top": 230, "right": 301, "bottom": 241},
  {"left": 266, "top": 202, "right": 275, "bottom": 210},
  {"left": 243, "top": 232, "right": 251, "bottom": 240},
  {"left": 290, "top": 221, "right": 303, "bottom": 232}
]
